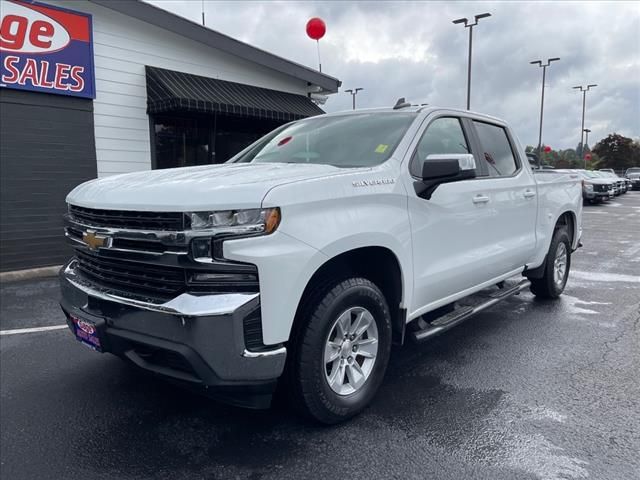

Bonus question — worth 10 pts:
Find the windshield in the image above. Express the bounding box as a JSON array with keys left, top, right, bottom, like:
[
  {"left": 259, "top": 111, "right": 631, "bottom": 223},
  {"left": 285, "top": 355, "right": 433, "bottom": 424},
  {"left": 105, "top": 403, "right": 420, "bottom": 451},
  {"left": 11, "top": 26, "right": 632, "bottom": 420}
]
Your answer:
[
  {"left": 229, "top": 113, "right": 417, "bottom": 168},
  {"left": 626, "top": 168, "right": 640, "bottom": 174}
]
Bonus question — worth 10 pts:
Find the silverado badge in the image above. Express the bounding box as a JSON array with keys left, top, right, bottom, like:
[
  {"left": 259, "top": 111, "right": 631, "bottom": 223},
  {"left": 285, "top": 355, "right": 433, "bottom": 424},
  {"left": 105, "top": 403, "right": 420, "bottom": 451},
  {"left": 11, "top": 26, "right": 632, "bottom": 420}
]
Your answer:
[{"left": 352, "top": 178, "right": 395, "bottom": 187}]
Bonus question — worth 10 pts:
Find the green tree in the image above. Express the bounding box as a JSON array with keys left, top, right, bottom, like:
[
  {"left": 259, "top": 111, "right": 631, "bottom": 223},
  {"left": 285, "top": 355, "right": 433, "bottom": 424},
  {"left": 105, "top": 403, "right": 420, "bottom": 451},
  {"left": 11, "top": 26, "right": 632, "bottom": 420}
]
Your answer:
[{"left": 592, "top": 134, "right": 637, "bottom": 170}]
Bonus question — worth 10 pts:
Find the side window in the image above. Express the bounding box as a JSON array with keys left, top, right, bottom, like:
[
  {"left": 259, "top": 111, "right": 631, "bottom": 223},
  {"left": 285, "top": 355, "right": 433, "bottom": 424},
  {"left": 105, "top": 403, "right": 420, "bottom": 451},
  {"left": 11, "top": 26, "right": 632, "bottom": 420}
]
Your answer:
[
  {"left": 473, "top": 121, "right": 519, "bottom": 177},
  {"left": 410, "top": 117, "right": 469, "bottom": 177}
]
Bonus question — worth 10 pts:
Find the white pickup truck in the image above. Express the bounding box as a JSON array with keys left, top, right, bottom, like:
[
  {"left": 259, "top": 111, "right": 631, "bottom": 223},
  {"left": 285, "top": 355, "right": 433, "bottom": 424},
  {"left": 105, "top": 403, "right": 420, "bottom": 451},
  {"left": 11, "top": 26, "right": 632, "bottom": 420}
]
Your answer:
[{"left": 60, "top": 104, "right": 582, "bottom": 423}]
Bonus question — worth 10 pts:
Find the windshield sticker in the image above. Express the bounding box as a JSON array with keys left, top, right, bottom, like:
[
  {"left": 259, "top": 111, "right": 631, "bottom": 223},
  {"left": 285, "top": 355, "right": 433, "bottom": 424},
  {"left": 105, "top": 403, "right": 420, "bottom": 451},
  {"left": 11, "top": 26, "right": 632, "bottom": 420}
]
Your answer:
[
  {"left": 277, "top": 136, "right": 293, "bottom": 146},
  {"left": 375, "top": 144, "right": 389, "bottom": 154}
]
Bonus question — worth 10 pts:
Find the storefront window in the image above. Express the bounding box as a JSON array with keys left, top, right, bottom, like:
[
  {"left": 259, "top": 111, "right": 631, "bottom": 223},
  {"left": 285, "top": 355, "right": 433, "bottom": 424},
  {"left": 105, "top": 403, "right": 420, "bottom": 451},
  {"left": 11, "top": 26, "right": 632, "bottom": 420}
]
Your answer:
[
  {"left": 154, "top": 116, "right": 211, "bottom": 169},
  {"left": 152, "top": 113, "right": 282, "bottom": 169}
]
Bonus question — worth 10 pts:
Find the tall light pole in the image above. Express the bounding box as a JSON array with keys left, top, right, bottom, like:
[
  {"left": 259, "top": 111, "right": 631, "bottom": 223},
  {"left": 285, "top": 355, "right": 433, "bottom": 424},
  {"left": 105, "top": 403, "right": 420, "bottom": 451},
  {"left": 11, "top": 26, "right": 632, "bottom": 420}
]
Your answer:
[
  {"left": 345, "top": 88, "right": 363, "bottom": 110},
  {"left": 583, "top": 128, "right": 591, "bottom": 149},
  {"left": 452, "top": 12, "right": 491, "bottom": 110},
  {"left": 583, "top": 128, "right": 591, "bottom": 168},
  {"left": 573, "top": 84, "right": 597, "bottom": 162},
  {"left": 530, "top": 57, "right": 560, "bottom": 157}
]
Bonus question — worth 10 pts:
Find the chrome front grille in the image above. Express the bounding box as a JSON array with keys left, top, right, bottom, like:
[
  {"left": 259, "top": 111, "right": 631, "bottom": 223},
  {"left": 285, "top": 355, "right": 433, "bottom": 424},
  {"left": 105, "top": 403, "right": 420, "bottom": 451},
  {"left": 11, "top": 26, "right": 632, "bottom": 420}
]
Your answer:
[
  {"left": 65, "top": 204, "right": 260, "bottom": 301},
  {"left": 69, "top": 205, "right": 184, "bottom": 231}
]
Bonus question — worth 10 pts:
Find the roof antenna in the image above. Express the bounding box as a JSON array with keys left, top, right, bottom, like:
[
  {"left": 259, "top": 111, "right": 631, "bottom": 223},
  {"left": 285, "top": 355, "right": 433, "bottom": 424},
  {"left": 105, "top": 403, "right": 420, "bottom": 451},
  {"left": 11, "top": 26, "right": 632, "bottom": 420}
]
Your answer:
[
  {"left": 201, "top": 0, "right": 205, "bottom": 26},
  {"left": 393, "top": 97, "right": 411, "bottom": 110}
]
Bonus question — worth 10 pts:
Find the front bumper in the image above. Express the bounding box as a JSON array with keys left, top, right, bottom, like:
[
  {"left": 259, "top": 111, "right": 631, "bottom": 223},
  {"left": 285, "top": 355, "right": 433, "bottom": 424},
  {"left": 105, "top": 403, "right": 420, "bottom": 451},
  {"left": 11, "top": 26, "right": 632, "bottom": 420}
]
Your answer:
[
  {"left": 60, "top": 260, "right": 286, "bottom": 398},
  {"left": 583, "top": 190, "right": 611, "bottom": 201}
]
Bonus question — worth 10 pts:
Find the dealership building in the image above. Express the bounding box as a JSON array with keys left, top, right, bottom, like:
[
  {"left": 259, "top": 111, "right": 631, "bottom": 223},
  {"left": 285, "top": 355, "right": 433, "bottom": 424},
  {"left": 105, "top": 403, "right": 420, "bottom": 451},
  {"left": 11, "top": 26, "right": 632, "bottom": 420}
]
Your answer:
[{"left": 0, "top": 0, "right": 340, "bottom": 272}]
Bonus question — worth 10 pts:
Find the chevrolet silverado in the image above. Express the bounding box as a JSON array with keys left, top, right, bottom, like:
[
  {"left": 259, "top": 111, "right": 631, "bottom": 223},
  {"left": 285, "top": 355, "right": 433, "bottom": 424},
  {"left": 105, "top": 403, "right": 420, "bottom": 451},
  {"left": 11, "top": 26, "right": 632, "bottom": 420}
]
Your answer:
[{"left": 60, "top": 105, "right": 583, "bottom": 423}]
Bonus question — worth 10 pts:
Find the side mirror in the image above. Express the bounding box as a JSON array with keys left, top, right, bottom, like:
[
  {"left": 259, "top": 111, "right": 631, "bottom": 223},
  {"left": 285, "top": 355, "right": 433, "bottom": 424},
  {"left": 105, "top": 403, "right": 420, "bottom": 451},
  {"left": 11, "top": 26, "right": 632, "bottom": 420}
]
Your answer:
[
  {"left": 421, "top": 154, "right": 476, "bottom": 181},
  {"left": 415, "top": 153, "right": 476, "bottom": 199}
]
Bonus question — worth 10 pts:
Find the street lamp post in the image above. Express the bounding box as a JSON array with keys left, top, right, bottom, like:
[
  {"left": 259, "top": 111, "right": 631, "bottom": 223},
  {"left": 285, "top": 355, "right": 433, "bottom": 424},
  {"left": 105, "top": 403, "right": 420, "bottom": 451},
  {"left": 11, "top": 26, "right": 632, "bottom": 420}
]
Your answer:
[
  {"left": 583, "top": 128, "right": 591, "bottom": 152},
  {"left": 530, "top": 57, "right": 560, "bottom": 158},
  {"left": 345, "top": 88, "right": 363, "bottom": 110},
  {"left": 573, "top": 84, "right": 597, "bottom": 165},
  {"left": 452, "top": 13, "right": 491, "bottom": 110},
  {"left": 583, "top": 128, "right": 591, "bottom": 168}
]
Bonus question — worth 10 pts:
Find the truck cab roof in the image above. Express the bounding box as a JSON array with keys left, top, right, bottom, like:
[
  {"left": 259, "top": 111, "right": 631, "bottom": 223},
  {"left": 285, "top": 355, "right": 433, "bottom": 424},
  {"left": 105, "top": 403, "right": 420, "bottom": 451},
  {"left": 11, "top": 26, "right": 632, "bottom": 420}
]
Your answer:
[{"left": 321, "top": 105, "right": 508, "bottom": 126}]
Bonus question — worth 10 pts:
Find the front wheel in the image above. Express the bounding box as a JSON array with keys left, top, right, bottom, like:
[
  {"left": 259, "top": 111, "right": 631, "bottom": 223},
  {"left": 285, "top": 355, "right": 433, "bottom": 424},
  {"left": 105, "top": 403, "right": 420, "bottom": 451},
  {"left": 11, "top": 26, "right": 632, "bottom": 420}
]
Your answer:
[
  {"left": 530, "top": 227, "right": 571, "bottom": 299},
  {"left": 288, "top": 277, "right": 392, "bottom": 424}
]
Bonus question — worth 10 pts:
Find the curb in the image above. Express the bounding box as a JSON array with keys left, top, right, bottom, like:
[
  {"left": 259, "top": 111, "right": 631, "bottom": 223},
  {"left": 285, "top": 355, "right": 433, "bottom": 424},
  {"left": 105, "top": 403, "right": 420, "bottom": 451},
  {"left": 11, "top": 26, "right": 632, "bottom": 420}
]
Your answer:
[{"left": 0, "top": 265, "right": 62, "bottom": 283}]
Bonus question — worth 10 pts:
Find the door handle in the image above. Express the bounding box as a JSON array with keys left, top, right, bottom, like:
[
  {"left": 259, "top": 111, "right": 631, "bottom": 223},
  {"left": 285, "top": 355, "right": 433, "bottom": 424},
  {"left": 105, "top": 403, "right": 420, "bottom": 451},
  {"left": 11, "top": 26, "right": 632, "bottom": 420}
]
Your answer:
[
  {"left": 523, "top": 189, "right": 537, "bottom": 199},
  {"left": 472, "top": 195, "right": 490, "bottom": 204}
]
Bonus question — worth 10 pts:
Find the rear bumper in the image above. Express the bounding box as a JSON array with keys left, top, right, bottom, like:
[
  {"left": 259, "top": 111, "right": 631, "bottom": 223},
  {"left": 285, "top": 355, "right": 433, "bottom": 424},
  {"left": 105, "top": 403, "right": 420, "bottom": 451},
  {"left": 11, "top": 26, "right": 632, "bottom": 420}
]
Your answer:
[{"left": 59, "top": 260, "right": 286, "bottom": 399}]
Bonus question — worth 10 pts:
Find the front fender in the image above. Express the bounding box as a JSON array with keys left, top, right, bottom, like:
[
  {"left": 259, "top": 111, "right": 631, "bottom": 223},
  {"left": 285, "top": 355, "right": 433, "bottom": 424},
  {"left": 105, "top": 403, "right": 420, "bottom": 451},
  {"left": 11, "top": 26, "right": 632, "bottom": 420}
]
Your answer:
[
  {"left": 226, "top": 170, "right": 412, "bottom": 345},
  {"left": 225, "top": 230, "right": 412, "bottom": 346},
  {"left": 224, "top": 230, "right": 330, "bottom": 345},
  {"left": 317, "top": 232, "right": 412, "bottom": 308}
]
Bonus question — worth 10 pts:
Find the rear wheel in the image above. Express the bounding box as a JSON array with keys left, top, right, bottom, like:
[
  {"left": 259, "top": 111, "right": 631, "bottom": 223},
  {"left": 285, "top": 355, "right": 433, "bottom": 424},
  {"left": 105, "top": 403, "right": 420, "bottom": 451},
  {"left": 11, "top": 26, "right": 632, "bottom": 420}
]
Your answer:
[
  {"left": 288, "top": 277, "right": 392, "bottom": 424},
  {"left": 530, "top": 227, "right": 571, "bottom": 299}
]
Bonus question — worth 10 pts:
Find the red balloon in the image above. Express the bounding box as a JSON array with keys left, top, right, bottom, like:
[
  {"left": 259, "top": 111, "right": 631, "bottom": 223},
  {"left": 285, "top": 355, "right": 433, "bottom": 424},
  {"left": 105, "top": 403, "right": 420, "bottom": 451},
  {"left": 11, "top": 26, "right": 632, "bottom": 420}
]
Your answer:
[
  {"left": 306, "top": 17, "right": 326, "bottom": 40},
  {"left": 543, "top": 146, "right": 552, "bottom": 153}
]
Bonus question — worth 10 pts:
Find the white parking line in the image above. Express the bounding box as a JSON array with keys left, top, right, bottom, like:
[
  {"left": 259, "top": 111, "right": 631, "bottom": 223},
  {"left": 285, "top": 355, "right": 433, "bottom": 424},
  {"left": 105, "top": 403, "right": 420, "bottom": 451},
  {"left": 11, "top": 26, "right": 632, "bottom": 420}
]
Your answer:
[
  {"left": 0, "top": 325, "right": 68, "bottom": 336},
  {"left": 571, "top": 270, "right": 640, "bottom": 283}
]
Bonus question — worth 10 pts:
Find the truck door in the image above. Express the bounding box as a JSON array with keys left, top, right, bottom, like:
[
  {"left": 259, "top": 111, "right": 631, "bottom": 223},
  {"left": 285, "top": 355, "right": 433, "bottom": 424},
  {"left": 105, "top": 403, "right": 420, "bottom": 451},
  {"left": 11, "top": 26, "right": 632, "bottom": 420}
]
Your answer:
[
  {"left": 405, "top": 116, "right": 501, "bottom": 313},
  {"left": 469, "top": 120, "right": 537, "bottom": 275}
]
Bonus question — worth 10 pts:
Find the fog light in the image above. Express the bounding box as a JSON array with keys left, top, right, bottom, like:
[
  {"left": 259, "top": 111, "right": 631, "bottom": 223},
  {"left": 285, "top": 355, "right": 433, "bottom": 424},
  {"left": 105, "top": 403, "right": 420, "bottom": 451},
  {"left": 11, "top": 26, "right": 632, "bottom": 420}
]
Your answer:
[{"left": 191, "top": 238, "right": 212, "bottom": 259}]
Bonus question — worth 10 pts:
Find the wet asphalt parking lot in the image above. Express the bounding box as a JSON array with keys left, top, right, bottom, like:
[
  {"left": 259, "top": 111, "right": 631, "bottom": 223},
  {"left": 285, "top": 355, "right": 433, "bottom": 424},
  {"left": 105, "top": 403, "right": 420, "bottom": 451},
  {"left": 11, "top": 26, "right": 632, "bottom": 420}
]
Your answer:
[{"left": 1, "top": 192, "right": 639, "bottom": 480}]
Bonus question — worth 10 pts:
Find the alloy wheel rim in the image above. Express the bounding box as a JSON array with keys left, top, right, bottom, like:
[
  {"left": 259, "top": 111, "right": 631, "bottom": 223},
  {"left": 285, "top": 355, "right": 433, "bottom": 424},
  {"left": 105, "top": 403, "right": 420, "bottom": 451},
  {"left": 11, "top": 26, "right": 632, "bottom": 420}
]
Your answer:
[
  {"left": 554, "top": 242, "right": 568, "bottom": 288},
  {"left": 323, "top": 306, "right": 379, "bottom": 396}
]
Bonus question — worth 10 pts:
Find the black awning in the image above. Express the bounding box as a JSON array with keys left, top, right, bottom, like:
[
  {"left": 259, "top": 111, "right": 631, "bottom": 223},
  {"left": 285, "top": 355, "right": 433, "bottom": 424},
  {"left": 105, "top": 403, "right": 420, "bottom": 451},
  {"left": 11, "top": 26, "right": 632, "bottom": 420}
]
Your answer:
[{"left": 145, "top": 66, "right": 324, "bottom": 121}]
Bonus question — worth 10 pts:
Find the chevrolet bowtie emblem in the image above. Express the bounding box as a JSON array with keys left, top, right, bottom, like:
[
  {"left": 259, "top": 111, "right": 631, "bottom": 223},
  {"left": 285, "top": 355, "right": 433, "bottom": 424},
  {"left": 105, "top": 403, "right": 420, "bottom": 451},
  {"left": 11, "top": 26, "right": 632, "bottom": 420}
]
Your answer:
[{"left": 82, "top": 230, "right": 112, "bottom": 251}]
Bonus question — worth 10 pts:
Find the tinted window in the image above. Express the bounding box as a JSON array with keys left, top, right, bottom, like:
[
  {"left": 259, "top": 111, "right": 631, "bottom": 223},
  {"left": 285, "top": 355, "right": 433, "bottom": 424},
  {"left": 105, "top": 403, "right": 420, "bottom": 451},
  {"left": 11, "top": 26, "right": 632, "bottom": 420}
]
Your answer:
[
  {"left": 232, "top": 113, "right": 417, "bottom": 168},
  {"left": 410, "top": 117, "right": 469, "bottom": 176},
  {"left": 474, "top": 121, "right": 518, "bottom": 177}
]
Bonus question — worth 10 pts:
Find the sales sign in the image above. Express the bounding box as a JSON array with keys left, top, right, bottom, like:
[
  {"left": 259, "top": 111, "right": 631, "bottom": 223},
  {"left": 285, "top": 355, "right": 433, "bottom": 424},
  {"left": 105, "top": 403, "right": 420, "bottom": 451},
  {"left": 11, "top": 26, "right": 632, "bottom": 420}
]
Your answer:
[{"left": 0, "top": 0, "right": 95, "bottom": 98}]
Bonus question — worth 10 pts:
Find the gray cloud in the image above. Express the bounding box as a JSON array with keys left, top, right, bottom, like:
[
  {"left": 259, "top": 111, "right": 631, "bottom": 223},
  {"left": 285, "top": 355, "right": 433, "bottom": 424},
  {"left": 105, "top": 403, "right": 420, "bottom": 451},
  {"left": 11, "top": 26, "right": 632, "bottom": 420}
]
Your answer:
[{"left": 147, "top": 0, "right": 640, "bottom": 149}]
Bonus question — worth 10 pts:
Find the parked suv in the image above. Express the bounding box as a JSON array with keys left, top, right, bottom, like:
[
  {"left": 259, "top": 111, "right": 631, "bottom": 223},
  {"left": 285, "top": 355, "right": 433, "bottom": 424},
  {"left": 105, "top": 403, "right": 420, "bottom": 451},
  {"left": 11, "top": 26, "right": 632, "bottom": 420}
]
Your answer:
[
  {"left": 626, "top": 167, "right": 640, "bottom": 190},
  {"left": 600, "top": 170, "right": 628, "bottom": 194},
  {"left": 573, "top": 170, "right": 614, "bottom": 204},
  {"left": 60, "top": 106, "right": 583, "bottom": 423}
]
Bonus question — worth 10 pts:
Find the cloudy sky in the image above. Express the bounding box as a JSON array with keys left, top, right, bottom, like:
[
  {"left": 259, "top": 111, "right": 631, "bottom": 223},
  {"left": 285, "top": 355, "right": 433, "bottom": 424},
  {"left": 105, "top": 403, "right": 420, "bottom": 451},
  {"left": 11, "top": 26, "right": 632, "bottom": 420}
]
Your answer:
[{"left": 147, "top": 1, "right": 640, "bottom": 150}]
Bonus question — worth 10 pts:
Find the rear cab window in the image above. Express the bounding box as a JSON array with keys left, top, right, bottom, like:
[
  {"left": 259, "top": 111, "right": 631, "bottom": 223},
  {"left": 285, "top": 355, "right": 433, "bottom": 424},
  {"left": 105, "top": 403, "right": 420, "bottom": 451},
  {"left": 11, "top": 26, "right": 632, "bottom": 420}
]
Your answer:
[{"left": 473, "top": 121, "right": 520, "bottom": 177}]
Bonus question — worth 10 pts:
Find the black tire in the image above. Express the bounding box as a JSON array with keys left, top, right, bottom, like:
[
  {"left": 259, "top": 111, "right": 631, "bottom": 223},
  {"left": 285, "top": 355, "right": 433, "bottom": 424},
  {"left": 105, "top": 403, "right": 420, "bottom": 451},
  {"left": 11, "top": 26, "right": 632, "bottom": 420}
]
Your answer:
[
  {"left": 287, "top": 277, "right": 392, "bottom": 424},
  {"left": 530, "top": 227, "right": 571, "bottom": 299}
]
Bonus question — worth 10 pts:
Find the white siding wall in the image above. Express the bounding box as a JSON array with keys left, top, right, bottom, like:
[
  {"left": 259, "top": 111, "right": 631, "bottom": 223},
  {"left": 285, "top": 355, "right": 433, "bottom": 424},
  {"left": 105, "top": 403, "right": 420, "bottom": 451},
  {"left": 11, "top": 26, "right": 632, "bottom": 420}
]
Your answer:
[{"left": 56, "top": 1, "right": 312, "bottom": 177}]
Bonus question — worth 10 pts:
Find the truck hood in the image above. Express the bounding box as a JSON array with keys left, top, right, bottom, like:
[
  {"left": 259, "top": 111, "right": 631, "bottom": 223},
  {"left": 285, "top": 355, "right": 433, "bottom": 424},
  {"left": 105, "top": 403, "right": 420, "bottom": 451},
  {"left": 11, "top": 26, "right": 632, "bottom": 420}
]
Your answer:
[
  {"left": 585, "top": 178, "right": 615, "bottom": 185},
  {"left": 67, "top": 163, "right": 348, "bottom": 211}
]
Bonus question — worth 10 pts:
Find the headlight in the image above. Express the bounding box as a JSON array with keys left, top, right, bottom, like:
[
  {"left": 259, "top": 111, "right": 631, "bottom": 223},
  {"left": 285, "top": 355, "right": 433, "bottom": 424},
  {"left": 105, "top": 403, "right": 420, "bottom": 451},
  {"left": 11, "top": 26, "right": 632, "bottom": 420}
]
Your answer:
[
  {"left": 584, "top": 183, "right": 594, "bottom": 192},
  {"left": 187, "top": 207, "right": 280, "bottom": 234}
]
